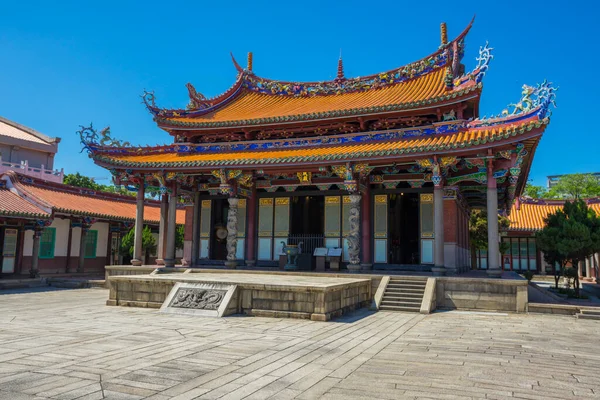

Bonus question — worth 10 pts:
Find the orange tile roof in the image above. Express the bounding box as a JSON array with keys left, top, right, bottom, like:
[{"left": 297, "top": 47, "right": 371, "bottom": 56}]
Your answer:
[
  {"left": 16, "top": 181, "right": 185, "bottom": 224},
  {"left": 0, "top": 188, "right": 49, "bottom": 218},
  {"left": 96, "top": 119, "right": 547, "bottom": 169},
  {"left": 161, "top": 68, "right": 460, "bottom": 126},
  {"left": 509, "top": 201, "right": 600, "bottom": 231}
]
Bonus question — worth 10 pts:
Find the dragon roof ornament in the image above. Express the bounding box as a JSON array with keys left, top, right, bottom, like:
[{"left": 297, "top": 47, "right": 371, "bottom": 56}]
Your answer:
[
  {"left": 468, "top": 80, "right": 557, "bottom": 127},
  {"left": 503, "top": 80, "right": 557, "bottom": 117},
  {"left": 78, "top": 124, "right": 131, "bottom": 155},
  {"left": 453, "top": 41, "right": 493, "bottom": 87}
]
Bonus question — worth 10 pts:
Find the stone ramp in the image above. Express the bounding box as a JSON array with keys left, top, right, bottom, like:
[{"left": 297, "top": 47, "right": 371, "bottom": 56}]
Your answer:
[{"left": 577, "top": 308, "right": 600, "bottom": 320}]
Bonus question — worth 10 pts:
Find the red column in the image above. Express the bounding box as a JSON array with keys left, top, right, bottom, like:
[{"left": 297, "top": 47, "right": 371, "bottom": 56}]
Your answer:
[
  {"left": 246, "top": 185, "right": 258, "bottom": 267},
  {"left": 361, "top": 184, "right": 372, "bottom": 268}
]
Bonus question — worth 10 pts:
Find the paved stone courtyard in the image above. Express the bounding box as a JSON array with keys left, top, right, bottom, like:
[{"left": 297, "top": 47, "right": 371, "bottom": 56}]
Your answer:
[{"left": 1, "top": 288, "right": 599, "bottom": 400}]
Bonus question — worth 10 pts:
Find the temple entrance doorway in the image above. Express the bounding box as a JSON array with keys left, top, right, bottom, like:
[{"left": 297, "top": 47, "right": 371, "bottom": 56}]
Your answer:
[
  {"left": 289, "top": 195, "right": 325, "bottom": 255},
  {"left": 210, "top": 199, "right": 229, "bottom": 260},
  {"left": 388, "top": 193, "right": 420, "bottom": 264}
]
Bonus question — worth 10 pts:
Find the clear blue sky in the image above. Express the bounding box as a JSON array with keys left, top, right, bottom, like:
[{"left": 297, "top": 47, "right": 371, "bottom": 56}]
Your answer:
[{"left": 0, "top": 1, "right": 596, "bottom": 186}]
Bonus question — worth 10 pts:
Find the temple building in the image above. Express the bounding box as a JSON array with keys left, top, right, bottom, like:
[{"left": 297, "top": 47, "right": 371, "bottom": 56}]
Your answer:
[{"left": 82, "top": 19, "right": 556, "bottom": 277}]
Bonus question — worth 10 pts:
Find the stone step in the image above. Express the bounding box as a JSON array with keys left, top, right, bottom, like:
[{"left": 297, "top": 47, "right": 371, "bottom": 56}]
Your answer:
[
  {"left": 380, "top": 301, "right": 421, "bottom": 310},
  {"left": 385, "top": 288, "right": 425, "bottom": 293},
  {"left": 387, "top": 283, "right": 425, "bottom": 288},
  {"left": 0, "top": 280, "right": 48, "bottom": 290},
  {"left": 47, "top": 278, "right": 105, "bottom": 289},
  {"left": 576, "top": 313, "right": 600, "bottom": 320},
  {"left": 381, "top": 297, "right": 422, "bottom": 307},
  {"left": 389, "top": 277, "right": 428, "bottom": 282},
  {"left": 88, "top": 280, "right": 107, "bottom": 289},
  {"left": 379, "top": 305, "right": 421, "bottom": 312},
  {"left": 387, "top": 283, "right": 426, "bottom": 288},
  {"left": 580, "top": 309, "right": 600, "bottom": 316},
  {"left": 383, "top": 293, "right": 423, "bottom": 299},
  {"left": 48, "top": 281, "right": 86, "bottom": 289}
]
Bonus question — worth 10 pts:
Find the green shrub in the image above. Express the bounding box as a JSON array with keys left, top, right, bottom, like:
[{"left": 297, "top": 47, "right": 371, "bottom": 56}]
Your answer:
[{"left": 523, "top": 270, "right": 534, "bottom": 282}]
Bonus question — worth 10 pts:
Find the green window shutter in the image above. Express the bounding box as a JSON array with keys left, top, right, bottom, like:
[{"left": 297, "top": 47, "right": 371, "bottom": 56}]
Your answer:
[
  {"left": 39, "top": 228, "right": 56, "bottom": 259},
  {"left": 84, "top": 230, "right": 98, "bottom": 258}
]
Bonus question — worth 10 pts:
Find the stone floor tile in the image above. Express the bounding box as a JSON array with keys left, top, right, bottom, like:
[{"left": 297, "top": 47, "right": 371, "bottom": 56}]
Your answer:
[{"left": 0, "top": 289, "right": 599, "bottom": 400}]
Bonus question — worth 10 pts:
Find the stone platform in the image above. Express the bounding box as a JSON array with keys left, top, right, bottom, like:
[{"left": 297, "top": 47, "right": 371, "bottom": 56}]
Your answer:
[{"left": 107, "top": 270, "right": 371, "bottom": 321}]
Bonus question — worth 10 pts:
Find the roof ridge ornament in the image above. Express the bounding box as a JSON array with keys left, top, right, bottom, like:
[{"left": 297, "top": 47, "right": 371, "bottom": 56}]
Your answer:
[
  {"left": 141, "top": 90, "right": 159, "bottom": 115},
  {"left": 452, "top": 41, "right": 493, "bottom": 87},
  {"left": 231, "top": 52, "right": 244, "bottom": 74},
  {"left": 470, "top": 81, "right": 557, "bottom": 126},
  {"left": 247, "top": 52, "right": 253, "bottom": 72},
  {"left": 502, "top": 80, "right": 557, "bottom": 117},
  {"left": 440, "top": 22, "right": 448, "bottom": 46},
  {"left": 336, "top": 50, "right": 345, "bottom": 81},
  {"left": 78, "top": 124, "right": 131, "bottom": 155},
  {"left": 474, "top": 42, "right": 493, "bottom": 83},
  {"left": 185, "top": 83, "right": 210, "bottom": 110}
]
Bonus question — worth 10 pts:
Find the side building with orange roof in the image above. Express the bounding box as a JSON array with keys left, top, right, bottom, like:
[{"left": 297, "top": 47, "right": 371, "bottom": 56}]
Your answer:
[
  {"left": 0, "top": 171, "right": 185, "bottom": 277},
  {"left": 81, "top": 19, "right": 556, "bottom": 276},
  {"left": 498, "top": 198, "right": 599, "bottom": 280}
]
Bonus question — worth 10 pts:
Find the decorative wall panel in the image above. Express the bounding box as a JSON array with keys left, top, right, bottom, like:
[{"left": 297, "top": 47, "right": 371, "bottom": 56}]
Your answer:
[
  {"left": 258, "top": 198, "right": 273, "bottom": 237},
  {"left": 274, "top": 198, "right": 290, "bottom": 237},
  {"left": 420, "top": 193, "right": 434, "bottom": 264},
  {"left": 373, "top": 195, "right": 388, "bottom": 263},
  {"left": 324, "top": 196, "right": 341, "bottom": 238}
]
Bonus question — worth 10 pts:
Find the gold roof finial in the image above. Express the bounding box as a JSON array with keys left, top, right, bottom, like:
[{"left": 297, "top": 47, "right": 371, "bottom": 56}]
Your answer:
[
  {"left": 247, "top": 52, "right": 253, "bottom": 72},
  {"left": 440, "top": 22, "right": 448, "bottom": 45}
]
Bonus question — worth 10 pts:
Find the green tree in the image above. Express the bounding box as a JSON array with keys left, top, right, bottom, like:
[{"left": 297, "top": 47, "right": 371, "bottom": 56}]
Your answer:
[
  {"left": 523, "top": 182, "right": 547, "bottom": 199},
  {"left": 547, "top": 173, "right": 600, "bottom": 200},
  {"left": 469, "top": 210, "right": 510, "bottom": 269},
  {"left": 536, "top": 200, "right": 600, "bottom": 295},
  {"left": 64, "top": 172, "right": 102, "bottom": 191},
  {"left": 175, "top": 225, "right": 185, "bottom": 250},
  {"left": 120, "top": 226, "right": 157, "bottom": 263},
  {"left": 536, "top": 209, "right": 569, "bottom": 289},
  {"left": 64, "top": 173, "right": 135, "bottom": 197}
]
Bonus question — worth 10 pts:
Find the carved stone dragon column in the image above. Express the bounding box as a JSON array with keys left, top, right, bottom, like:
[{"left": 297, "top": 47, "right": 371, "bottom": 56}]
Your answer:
[
  {"left": 346, "top": 194, "right": 362, "bottom": 272},
  {"left": 225, "top": 197, "right": 239, "bottom": 269}
]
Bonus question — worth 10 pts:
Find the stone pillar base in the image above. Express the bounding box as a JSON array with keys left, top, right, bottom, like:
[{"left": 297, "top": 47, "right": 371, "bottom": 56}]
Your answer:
[
  {"left": 245, "top": 260, "right": 256, "bottom": 267},
  {"left": 224, "top": 261, "right": 238, "bottom": 269},
  {"left": 445, "top": 267, "right": 458, "bottom": 276},
  {"left": 155, "top": 258, "right": 165, "bottom": 266},
  {"left": 360, "top": 263, "right": 373, "bottom": 271},
  {"left": 163, "top": 259, "right": 175, "bottom": 268},
  {"left": 29, "top": 269, "right": 39, "bottom": 278},
  {"left": 347, "top": 263, "right": 362, "bottom": 273},
  {"left": 131, "top": 259, "right": 142, "bottom": 266},
  {"left": 431, "top": 267, "right": 446, "bottom": 276},
  {"left": 487, "top": 269, "right": 502, "bottom": 278}
]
